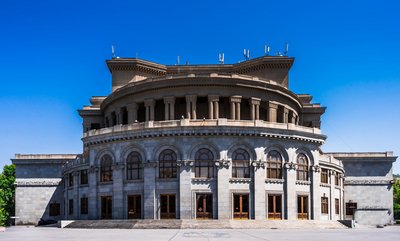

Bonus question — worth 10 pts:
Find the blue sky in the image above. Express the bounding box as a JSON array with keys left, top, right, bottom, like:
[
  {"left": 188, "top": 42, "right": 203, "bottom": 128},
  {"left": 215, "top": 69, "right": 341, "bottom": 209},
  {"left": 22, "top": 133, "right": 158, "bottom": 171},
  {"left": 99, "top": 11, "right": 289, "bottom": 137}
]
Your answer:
[{"left": 0, "top": 0, "right": 399, "bottom": 173}]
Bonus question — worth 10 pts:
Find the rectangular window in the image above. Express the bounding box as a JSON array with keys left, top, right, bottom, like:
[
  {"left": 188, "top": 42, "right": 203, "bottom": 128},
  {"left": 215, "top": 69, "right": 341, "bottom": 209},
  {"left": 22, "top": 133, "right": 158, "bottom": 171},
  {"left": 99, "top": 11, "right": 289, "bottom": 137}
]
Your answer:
[
  {"left": 346, "top": 202, "right": 357, "bottom": 216},
  {"left": 80, "top": 197, "right": 88, "bottom": 215},
  {"left": 90, "top": 123, "right": 101, "bottom": 130},
  {"left": 80, "top": 169, "right": 88, "bottom": 185},
  {"left": 49, "top": 203, "right": 60, "bottom": 216},
  {"left": 68, "top": 173, "right": 73, "bottom": 187},
  {"left": 335, "top": 198, "right": 340, "bottom": 215},
  {"left": 321, "top": 197, "right": 329, "bottom": 214},
  {"left": 232, "top": 160, "right": 250, "bottom": 178},
  {"left": 321, "top": 169, "right": 328, "bottom": 184},
  {"left": 69, "top": 199, "right": 74, "bottom": 215},
  {"left": 335, "top": 175, "right": 339, "bottom": 186}
]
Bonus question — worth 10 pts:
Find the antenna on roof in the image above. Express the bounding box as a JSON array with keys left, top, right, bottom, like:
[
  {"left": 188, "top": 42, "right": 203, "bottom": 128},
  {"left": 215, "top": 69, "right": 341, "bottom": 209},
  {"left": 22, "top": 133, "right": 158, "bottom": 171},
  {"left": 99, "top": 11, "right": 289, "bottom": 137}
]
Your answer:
[
  {"left": 243, "top": 49, "right": 250, "bottom": 60},
  {"left": 177, "top": 55, "right": 180, "bottom": 65},
  {"left": 284, "top": 42, "right": 289, "bottom": 56},
  {"left": 218, "top": 53, "right": 224, "bottom": 64},
  {"left": 111, "top": 45, "right": 116, "bottom": 59},
  {"left": 264, "top": 44, "right": 270, "bottom": 56}
]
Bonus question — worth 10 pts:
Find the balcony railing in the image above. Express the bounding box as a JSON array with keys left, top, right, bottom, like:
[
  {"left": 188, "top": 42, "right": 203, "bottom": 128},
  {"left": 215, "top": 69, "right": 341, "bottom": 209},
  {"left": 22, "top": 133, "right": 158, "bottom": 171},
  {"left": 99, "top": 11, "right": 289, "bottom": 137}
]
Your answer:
[{"left": 84, "top": 119, "right": 321, "bottom": 138}]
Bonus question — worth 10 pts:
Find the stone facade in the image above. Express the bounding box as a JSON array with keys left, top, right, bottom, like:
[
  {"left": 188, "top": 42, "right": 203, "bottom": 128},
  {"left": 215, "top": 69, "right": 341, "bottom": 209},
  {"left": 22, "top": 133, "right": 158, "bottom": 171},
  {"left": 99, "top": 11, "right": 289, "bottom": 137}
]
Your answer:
[{"left": 11, "top": 56, "right": 397, "bottom": 226}]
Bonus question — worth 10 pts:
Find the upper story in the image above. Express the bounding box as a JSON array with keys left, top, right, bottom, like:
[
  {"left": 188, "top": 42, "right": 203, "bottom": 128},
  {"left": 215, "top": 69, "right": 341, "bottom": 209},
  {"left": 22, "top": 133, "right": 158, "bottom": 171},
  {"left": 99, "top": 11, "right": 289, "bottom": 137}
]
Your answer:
[{"left": 79, "top": 56, "right": 326, "bottom": 137}]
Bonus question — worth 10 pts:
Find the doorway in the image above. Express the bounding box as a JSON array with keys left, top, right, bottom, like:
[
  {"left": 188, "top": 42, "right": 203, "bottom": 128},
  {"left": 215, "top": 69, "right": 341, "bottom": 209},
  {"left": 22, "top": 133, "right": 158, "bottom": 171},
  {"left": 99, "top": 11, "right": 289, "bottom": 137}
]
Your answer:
[
  {"left": 127, "top": 195, "right": 141, "bottom": 219},
  {"left": 268, "top": 194, "right": 282, "bottom": 220},
  {"left": 233, "top": 194, "right": 249, "bottom": 219},
  {"left": 160, "top": 194, "right": 176, "bottom": 219},
  {"left": 101, "top": 196, "right": 112, "bottom": 219},
  {"left": 297, "top": 195, "right": 308, "bottom": 220},
  {"left": 196, "top": 193, "right": 213, "bottom": 219}
]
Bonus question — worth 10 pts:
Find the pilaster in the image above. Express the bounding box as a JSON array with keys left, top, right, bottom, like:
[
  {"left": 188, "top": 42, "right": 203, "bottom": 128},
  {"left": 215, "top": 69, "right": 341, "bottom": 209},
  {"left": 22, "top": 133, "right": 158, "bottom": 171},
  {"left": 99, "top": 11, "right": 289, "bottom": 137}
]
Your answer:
[
  {"left": 112, "top": 163, "right": 124, "bottom": 219},
  {"left": 143, "top": 161, "right": 157, "bottom": 219},
  {"left": 252, "top": 159, "right": 266, "bottom": 219},
  {"left": 144, "top": 99, "right": 155, "bottom": 121},
  {"left": 177, "top": 160, "right": 194, "bottom": 219},
  {"left": 268, "top": 102, "right": 278, "bottom": 122},
  {"left": 127, "top": 102, "right": 138, "bottom": 123},
  {"left": 216, "top": 159, "right": 230, "bottom": 219}
]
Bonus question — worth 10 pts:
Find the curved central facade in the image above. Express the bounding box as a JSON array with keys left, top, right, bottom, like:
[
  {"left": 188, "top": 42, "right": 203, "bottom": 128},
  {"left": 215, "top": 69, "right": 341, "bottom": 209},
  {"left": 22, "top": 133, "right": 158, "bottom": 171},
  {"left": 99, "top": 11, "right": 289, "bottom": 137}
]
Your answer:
[{"left": 64, "top": 56, "right": 345, "bottom": 221}]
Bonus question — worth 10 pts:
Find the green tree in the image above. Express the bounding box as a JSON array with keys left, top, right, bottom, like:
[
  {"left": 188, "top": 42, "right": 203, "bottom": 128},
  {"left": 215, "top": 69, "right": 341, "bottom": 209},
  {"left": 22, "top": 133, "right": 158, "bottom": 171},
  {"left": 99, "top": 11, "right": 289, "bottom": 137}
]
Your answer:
[
  {"left": 394, "top": 177, "right": 400, "bottom": 220},
  {"left": 0, "top": 164, "right": 15, "bottom": 226}
]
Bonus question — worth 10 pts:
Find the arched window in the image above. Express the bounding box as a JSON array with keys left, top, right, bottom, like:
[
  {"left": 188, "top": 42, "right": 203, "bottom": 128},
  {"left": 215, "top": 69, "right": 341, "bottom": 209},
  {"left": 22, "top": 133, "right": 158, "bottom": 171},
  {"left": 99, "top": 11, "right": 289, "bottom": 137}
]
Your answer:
[
  {"left": 126, "top": 151, "right": 142, "bottom": 180},
  {"left": 100, "top": 154, "right": 113, "bottom": 182},
  {"left": 195, "top": 148, "right": 214, "bottom": 178},
  {"left": 296, "top": 153, "right": 309, "bottom": 181},
  {"left": 232, "top": 148, "right": 250, "bottom": 178},
  {"left": 159, "top": 149, "right": 177, "bottom": 178},
  {"left": 267, "top": 150, "right": 282, "bottom": 179}
]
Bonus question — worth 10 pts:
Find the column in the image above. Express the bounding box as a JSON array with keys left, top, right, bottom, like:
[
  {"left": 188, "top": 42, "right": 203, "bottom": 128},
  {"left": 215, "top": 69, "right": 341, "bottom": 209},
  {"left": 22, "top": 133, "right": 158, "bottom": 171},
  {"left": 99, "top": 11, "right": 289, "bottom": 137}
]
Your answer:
[
  {"left": 253, "top": 160, "right": 266, "bottom": 219},
  {"left": 185, "top": 95, "right": 197, "bottom": 120},
  {"left": 127, "top": 103, "right": 138, "bottom": 123},
  {"left": 230, "top": 96, "right": 241, "bottom": 120},
  {"left": 144, "top": 99, "right": 155, "bottom": 121},
  {"left": 143, "top": 161, "right": 157, "bottom": 219},
  {"left": 208, "top": 95, "right": 219, "bottom": 120},
  {"left": 249, "top": 98, "right": 261, "bottom": 120},
  {"left": 115, "top": 108, "right": 121, "bottom": 125},
  {"left": 217, "top": 161, "right": 230, "bottom": 219},
  {"left": 283, "top": 108, "right": 289, "bottom": 124},
  {"left": 178, "top": 160, "right": 193, "bottom": 219},
  {"left": 311, "top": 166, "right": 321, "bottom": 220},
  {"left": 284, "top": 150, "right": 297, "bottom": 220},
  {"left": 163, "top": 96, "right": 176, "bottom": 120},
  {"left": 112, "top": 164, "right": 124, "bottom": 219},
  {"left": 268, "top": 102, "right": 278, "bottom": 122}
]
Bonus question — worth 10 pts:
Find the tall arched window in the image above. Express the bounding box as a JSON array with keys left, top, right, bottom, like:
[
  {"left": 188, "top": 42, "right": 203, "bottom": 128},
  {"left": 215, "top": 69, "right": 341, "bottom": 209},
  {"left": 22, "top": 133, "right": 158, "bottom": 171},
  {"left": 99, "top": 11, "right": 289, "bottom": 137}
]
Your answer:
[
  {"left": 195, "top": 148, "right": 214, "bottom": 178},
  {"left": 267, "top": 150, "right": 282, "bottom": 179},
  {"left": 100, "top": 154, "right": 113, "bottom": 182},
  {"left": 126, "top": 151, "right": 142, "bottom": 180},
  {"left": 159, "top": 149, "right": 177, "bottom": 178},
  {"left": 232, "top": 148, "right": 250, "bottom": 178},
  {"left": 296, "top": 153, "right": 309, "bottom": 181}
]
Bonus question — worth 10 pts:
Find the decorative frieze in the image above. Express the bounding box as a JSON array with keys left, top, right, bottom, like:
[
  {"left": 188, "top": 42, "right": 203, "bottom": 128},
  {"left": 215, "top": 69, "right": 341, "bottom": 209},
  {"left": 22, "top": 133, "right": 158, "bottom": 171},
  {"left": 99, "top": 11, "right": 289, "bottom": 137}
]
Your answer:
[
  {"left": 295, "top": 180, "right": 311, "bottom": 185},
  {"left": 143, "top": 161, "right": 158, "bottom": 168},
  {"left": 311, "top": 165, "right": 321, "bottom": 173},
  {"left": 251, "top": 159, "right": 265, "bottom": 169},
  {"left": 215, "top": 159, "right": 230, "bottom": 168},
  {"left": 265, "top": 178, "right": 285, "bottom": 184},
  {"left": 191, "top": 178, "right": 216, "bottom": 184},
  {"left": 229, "top": 178, "right": 252, "bottom": 184},
  {"left": 15, "top": 178, "right": 62, "bottom": 187},
  {"left": 176, "top": 160, "right": 194, "bottom": 167},
  {"left": 284, "top": 162, "right": 296, "bottom": 170},
  {"left": 344, "top": 179, "right": 394, "bottom": 185}
]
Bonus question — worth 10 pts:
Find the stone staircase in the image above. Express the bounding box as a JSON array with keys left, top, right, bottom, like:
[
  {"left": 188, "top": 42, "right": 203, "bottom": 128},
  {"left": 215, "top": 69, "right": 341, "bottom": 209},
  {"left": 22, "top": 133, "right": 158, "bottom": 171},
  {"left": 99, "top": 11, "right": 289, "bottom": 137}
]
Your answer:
[{"left": 64, "top": 219, "right": 348, "bottom": 229}]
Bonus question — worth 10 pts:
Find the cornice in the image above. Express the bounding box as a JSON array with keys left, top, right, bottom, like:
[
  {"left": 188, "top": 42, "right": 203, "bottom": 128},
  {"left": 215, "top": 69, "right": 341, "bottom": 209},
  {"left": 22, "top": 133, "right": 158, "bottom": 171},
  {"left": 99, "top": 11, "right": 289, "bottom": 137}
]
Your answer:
[{"left": 82, "top": 125, "right": 326, "bottom": 147}]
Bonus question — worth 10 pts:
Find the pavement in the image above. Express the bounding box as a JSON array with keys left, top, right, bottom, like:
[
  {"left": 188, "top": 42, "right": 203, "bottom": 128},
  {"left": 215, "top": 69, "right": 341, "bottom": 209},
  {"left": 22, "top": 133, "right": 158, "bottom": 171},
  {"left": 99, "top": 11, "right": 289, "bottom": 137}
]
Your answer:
[{"left": 0, "top": 226, "right": 399, "bottom": 241}]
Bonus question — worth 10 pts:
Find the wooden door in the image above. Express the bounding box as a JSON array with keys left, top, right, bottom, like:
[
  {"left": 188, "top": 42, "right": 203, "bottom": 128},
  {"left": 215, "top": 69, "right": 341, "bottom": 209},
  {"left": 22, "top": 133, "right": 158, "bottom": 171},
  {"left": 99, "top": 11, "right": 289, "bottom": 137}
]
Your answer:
[
  {"left": 127, "top": 195, "right": 141, "bottom": 219},
  {"left": 233, "top": 194, "right": 249, "bottom": 219},
  {"left": 160, "top": 194, "right": 176, "bottom": 219},
  {"left": 101, "top": 196, "right": 112, "bottom": 219},
  {"left": 196, "top": 194, "right": 213, "bottom": 219},
  {"left": 268, "top": 194, "right": 282, "bottom": 220},
  {"left": 297, "top": 195, "right": 308, "bottom": 220}
]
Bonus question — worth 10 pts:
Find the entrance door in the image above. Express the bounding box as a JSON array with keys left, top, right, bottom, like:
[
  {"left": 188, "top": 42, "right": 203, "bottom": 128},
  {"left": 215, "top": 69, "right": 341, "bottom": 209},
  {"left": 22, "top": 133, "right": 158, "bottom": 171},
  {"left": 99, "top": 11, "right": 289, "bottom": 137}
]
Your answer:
[
  {"left": 297, "top": 195, "right": 308, "bottom": 220},
  {"left": 127, "top": 195, "right": 141, "bottom": 219},
  {"left": 101, "top": 196, "right": 112, "bottom": 219},
  {"left": 160, "top": 194, "right": 176, "bottom": 219},
  {"left": 196, "top": 193, "right": 213, "bottom": 219},
  {"left": 268, "top": 194, "right": 282, "bottom": 220},
  {"left": 233, "top": 194, "right": 249, "bottom": 219}
]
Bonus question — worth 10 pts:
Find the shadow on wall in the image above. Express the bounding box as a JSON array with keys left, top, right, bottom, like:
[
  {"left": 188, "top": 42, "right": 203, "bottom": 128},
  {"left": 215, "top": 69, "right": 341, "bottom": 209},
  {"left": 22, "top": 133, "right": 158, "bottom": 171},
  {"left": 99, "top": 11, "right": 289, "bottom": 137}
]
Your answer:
[
  {"left": 344, "top": 162, "right": 392, "bottom": 177},
  {"left": 38, "top": 182, "right": 65, "bottom": 226}
]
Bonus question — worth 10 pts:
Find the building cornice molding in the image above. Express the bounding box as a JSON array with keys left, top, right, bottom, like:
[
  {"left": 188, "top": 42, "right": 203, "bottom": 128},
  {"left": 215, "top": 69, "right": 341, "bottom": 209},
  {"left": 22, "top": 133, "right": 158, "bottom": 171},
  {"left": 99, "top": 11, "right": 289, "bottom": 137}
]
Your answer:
[{"left": 15, "top": 178, "right": 62, "bottom": 187}]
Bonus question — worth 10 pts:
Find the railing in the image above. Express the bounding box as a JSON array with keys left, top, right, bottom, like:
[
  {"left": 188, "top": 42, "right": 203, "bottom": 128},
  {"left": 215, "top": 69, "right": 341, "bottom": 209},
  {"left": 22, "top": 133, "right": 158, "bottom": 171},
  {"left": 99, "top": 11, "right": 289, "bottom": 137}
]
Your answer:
[{"left": 84, "top": 119, "right": 321, "bottom": 138}]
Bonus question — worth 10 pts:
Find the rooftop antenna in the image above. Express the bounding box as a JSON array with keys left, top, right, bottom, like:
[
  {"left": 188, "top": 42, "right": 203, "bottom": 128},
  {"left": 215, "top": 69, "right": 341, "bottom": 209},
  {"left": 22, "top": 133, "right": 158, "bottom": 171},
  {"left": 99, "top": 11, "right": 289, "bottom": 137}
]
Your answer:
[
  {"left": 218, "top": 52, "right": 224, "bottom": 64},
  {"left": 111, "top": 45, "right": 116, "bottom": 59},
  {"left": 284, "top": 42, "right": 289, "bottom": 56},
  {"left": 243, "top": 49, "right": 250, "bottom": 60},
  {"left": 264, "top": 44, "right": 270, "bottom": 56},
  {"left": 177, "top": 55, "right": 180, "bottom": 65}
]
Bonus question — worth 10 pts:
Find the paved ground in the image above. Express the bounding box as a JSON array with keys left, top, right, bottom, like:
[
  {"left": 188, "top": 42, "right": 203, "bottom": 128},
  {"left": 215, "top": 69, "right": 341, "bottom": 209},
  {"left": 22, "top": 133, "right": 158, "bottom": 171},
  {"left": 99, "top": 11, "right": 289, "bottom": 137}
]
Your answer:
[{"left": 0, "top": 226, "right": 399, "bottom": 241}]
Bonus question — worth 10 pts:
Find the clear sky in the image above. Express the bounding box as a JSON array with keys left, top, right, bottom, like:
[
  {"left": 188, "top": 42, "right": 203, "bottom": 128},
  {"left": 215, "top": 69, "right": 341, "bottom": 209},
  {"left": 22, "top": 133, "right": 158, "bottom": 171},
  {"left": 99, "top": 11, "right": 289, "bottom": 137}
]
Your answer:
[{"left": 0, "top": 0, "right": 399, "bottom": 174}]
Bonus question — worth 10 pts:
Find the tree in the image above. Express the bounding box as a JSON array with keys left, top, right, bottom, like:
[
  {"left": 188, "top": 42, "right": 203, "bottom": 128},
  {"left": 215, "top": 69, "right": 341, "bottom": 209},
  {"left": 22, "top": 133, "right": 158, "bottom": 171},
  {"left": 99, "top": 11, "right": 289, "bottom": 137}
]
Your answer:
[
  {"left": 0, "top": 164, "right": 15, "bottom": 226},
  {"left": 394, "top": 176, "right": 400, "bottom": 220}
]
